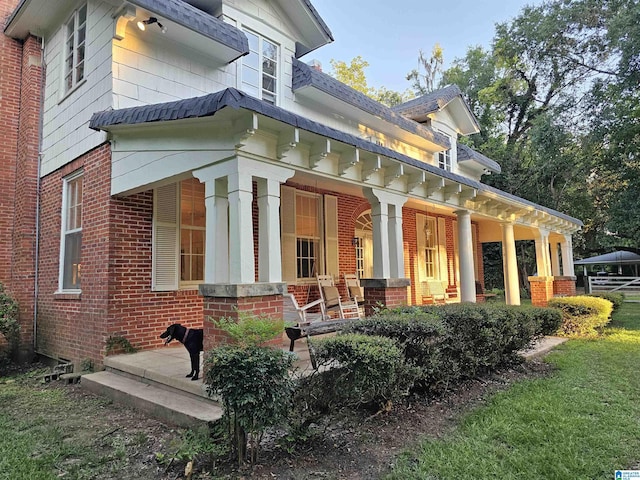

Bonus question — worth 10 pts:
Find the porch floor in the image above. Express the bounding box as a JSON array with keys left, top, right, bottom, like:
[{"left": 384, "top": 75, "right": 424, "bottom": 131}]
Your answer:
[{"left": 102, "top": 332, "right": 319, "bottom": 398}]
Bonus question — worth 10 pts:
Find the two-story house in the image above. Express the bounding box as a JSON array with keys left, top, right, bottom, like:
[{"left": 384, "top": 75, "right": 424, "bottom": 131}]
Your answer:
[{"left": 1, "top": 0, "right": 581, "bottom": 367}]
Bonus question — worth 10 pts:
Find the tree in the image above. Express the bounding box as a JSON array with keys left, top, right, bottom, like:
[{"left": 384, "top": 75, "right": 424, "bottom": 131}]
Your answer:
[
  {"left": 406, "top": 43, "right": 444, "bottom": 95},
  {"left": 329, "top": 56, "right": 413, "bottom": 107}
]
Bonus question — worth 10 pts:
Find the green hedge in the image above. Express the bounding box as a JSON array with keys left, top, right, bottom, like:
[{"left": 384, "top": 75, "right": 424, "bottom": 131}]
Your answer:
[
  {"left": 301, "top": 333, "right": 415, "bottom": 411},
  {"left": 548, "top": 295, "right": 613, "bottom": 337},
  {"left": 346, "top": 303, "right": 561, "bottom": 395},
  {"left": 587, "top": 292, "right": 624, "bottom": 311}
]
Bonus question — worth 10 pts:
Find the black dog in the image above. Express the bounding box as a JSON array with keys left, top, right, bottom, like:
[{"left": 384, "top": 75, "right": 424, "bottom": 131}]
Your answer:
[{"left": 159, "top": 324, "right": 203, "bottom": 381}]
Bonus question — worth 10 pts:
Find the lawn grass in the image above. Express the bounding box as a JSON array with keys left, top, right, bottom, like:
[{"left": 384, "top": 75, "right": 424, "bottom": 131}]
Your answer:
[
  {"left": 388, "top": 302, "right": 640, "bottom": 480},
  {"left": 0, "top": 367, "right": 178, "bottom": 479}
]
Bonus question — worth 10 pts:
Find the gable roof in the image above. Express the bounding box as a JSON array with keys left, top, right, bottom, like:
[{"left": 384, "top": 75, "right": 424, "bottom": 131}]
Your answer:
[
  {"left": 457, "top": 143, "right": 501, "bottom": 174},
  {"left": 392, "top": 85, "right": 480, "bottom": 134},
  {"left": 89, "top": 87, "right": 582, "bottom": 227},
  {"left": 292, "top": 58, "right": 450, "bottom": 149},
  {"left": 294, "top": 0, "right": 334, "bottom": 57}
]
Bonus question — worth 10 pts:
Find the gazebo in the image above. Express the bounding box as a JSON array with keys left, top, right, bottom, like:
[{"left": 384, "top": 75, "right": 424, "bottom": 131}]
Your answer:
[{"left": 574, "top": 250, "right": 640, "bottom": 277}]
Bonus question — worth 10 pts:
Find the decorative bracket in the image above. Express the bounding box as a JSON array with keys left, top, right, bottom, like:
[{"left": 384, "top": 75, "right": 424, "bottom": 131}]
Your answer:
[
  {"left": 407, "top": 172, "right": 427, "bottom": 192},
  {"left": 309, "top": 139, "right": 331, "bottom": 170},
  {"left": 113, "top": 4, "right": 137, "bottom": 41},
  {"left": 361, "top": 155, "right": 382, "bottom": 181},
  {"left": 234, "top": 113, "right": 258, "bottom": 148},
  {"left": 338, "top": 148, "right": 359, "bottom": 176},
  {"left": 425, "top": 178, "right": 445, "bottom": 197},
  {"left": 384, "top": 164, "right": 404, "bottom": 188},
  {"left": 276, "top": 128, "right": 299, "bottom": 159}
]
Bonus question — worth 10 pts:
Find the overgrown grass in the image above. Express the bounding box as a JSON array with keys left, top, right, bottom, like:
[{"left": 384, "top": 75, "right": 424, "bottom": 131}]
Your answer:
[{"left": 389, "top": 302, "right": 640, "bottom": 479}]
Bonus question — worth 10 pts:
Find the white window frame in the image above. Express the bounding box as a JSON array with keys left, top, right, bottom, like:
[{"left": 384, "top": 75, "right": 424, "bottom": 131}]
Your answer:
[
  {"left": 179, "top": 179, "right": 206, "bottom": 287},
  {"left": 58, "top": 171, "right": 83, "bottom": 292},
  {"left": 438, "top": 148, "right": 452, "bottom": 171},
  {"left": 294, "top": 191, "right": 324, "bottom": 281},
  {"left": 63, "top": 3, "right": 88, "bottom": 94},
  {"left": 424, "top": 216, "right": 438, "bottom": 278},
  {"left": 241, "top": 29, "right": 279, "bottom": 105}
]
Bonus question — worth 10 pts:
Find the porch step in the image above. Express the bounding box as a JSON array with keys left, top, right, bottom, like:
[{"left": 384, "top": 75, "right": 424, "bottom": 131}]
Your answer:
[
  {"left": 103, "top": 350, "right": 208, "bottom": 401},
  {"left": 82, "top": 371, "right": 223, "bottom": 428}
]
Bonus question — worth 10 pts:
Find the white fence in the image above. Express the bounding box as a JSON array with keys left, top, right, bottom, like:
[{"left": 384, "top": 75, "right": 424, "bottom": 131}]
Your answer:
[{"left": 587, "top": 276, "right": 640, "bottom": 298}]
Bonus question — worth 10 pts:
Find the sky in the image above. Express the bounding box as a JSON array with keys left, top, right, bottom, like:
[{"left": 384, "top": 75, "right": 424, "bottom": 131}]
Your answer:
[{"left": 304, "top": 0, "right": 541, "bottom": 93}]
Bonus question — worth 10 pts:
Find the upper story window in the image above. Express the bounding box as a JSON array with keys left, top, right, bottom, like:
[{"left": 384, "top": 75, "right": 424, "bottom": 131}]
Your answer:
[
  {"left": 242, "top": 30, "right": 278, "bottom": 105},
  {"left": 438, "top": 148, "right": 452, "bottom": 171},
  {"left": 60, "top": 172, "right": 83, "bottom": 291},
  {"left": 64, "top": 4, "right": 87, "bottom": 93}
]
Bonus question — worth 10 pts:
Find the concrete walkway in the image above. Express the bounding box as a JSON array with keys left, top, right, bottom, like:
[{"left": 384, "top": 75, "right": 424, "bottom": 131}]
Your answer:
[{"left": 521, "top": 336, "right": 568, "bottom": 360}]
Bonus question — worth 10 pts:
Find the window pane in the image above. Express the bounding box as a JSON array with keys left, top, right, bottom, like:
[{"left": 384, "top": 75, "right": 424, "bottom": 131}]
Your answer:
[
  {"left": 244, "top": 50, "right": 259, "bottom": 69},
  {"left": 263, "top": 39, "right": 277, "bottom": 60},
  {"left": 262, "top": 74, "right": 275, "bottom": 94},
  {"left": 192, "top": 230, "right": 204, "bottom": 255},
  {"left": 78, "top": 4, "right": 87, "bottom": 24},
  {"left": 245, "top": 30, "right": 259, "bottom": 52},
  {"left": 263, "top": 58, "right": 276, "bottom": 77},
  {"left": 63, "top": 231, "right": 82, "bottom": 289},
  {"left": 242, "top": 65, "right": 259, "bottom": 87}
]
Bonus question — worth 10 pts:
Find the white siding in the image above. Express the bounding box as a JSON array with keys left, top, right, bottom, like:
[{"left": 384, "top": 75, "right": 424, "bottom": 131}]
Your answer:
[
  {"left": 112, "top": 27, "right": 233, "bottom": 109},
  {"left": 40, "top": 0, "right": 112, "bottom": 177}
]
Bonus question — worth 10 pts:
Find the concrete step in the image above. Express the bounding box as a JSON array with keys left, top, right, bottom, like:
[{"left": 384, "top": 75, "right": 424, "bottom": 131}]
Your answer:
[
  {"left": 103, "top": 349, "right": 208, "bottom": 400},
  {"left": 82, "top": 371, "right": 223, "bottom": 428}
]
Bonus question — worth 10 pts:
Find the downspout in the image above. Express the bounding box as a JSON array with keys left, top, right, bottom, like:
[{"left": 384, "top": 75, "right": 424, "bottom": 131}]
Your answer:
[{"left": 33, "top": 34, "right": 46, "bottom": 351}]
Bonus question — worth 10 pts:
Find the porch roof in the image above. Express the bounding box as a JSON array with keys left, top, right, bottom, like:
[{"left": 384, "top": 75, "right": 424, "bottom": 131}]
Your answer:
[
  {"left": 457, "top": 144, "right": 501, "bottom": 174},
  {"left": 5, "top": 0, "right": 249, "bottom": 62},
  {"left": 292, "top": 58, "right": 450, "bottom": 149},
  {"left": 89, "top": 87, "right": 583, "bottom": 229}
]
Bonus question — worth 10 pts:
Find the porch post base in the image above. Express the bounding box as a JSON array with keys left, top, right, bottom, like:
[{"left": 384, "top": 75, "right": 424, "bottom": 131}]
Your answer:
[
  {"left": 553, "top": 276, "right": 577, "bottom": 296},
  {"left": 528, "top": 276, "right": 555, "bottom": 307},
  {"left": 360, "top": 278, "right": 410, "bottom": 316},
  {"left": 198, "top": 282, "right": 286, "bottom": 350}
]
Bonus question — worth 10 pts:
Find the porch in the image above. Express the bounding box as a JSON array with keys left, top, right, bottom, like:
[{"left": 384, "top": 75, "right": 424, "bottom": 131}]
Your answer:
[{"left": 81, "top": 333, "right": 318, "bottom": 427}]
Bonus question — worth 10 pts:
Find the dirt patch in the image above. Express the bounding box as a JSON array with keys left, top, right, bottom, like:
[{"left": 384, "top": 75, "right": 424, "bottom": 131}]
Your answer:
[{"left": 2, "top": 360, "right": 552, "bottom": 479}]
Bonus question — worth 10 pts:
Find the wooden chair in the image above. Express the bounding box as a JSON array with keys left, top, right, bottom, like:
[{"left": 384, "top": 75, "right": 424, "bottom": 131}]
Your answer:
[
  {"left": 343, "top": 273, "right": 366, "bottom": 317},
  {"left": 421, "top": 280, "right": 451, "bottom": 304},
  {"left": 317, "top": 274, "right": 361, "bottom": 320},
  {"left": 283, "top": 293, "right": 325, "bottom": 325}
]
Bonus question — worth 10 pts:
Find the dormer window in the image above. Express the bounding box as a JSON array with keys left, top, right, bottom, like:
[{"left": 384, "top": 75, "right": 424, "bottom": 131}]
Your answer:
[
  {"left": 438, "top": 148, "right": 452, "bottom": 171},
  {"left": 63, "top": 4, "right": 87, "bottom": 93},
  {"left": 242, "top": 30, "right": 278, "bottom": 105}
]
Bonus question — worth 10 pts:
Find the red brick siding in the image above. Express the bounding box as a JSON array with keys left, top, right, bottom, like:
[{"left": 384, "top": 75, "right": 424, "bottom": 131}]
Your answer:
[
  {"left": 553, "top": 277, "right": 576, "bottom": 296},
  {"left": 37, "top": 145, "right": 202, "bottom": 367},
  {"left": 202, "top": 295, "right": 283, "bottom": 350},
  {"left": 363, "top": 286, "right": 408, "bottom": 316},
  {"left": 0, "top": 0, "right": 22, "bottom": 286},
  {"left": 529, "top": 277, "right": 554, "bottom": 307}
]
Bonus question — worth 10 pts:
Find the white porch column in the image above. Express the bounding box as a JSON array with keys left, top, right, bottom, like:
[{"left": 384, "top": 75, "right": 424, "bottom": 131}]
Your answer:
[
  {"left": 201, "top": 178, "right": 229, "bottom": 283},
  {"left": 388, "top": 203, "right": 405, "bottom": 278},
  {"left": 560, "top": 234, "right": 575, "bottom": 276},
  {"left": 455, "top": 209, "right": 476, "bottom": 302},
  {"left": 500, "top": 222, "right": 521, "bottom": 305},
  {"left": 364, "top": 188, "right": 407, "bottom": 278},
  {"left": 255, "top": 164, "right": 294, "bottom": 282},
  {"left": 534, "top": 228, "right": 551, "bottom": 277},
  {"left": 550, "top": 242, "right": 561, "bottom": 276},
  {"left": 228, "top": 171, "right": 255, "bottom": 284}
]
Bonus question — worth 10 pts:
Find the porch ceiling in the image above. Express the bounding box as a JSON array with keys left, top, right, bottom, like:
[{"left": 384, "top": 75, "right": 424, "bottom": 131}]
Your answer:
[{"left": 91, "top": 88, "right": 583, "bottom": 237}]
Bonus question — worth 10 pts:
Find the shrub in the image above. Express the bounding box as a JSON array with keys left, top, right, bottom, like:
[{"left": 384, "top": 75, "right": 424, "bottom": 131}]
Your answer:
[
  {"left": 0, "top": 284, "right": 20, "bottom": 361},
  {"left": 211, "top": 310, "right": 284, "bottom": 347},
  {"left": 205, "top": 345, "right": 295, "bottom": 466},
  {"left": 588, "top": 292, "right": 624, "bottom": 311},
  {"left": 301, "top": 333, "right": 415, "bottom": 411},
  {"left": 548, "top": 295, "right": 613, "bottom": 337},
  {"left": 346, "top": 307, "right": 447, "bottom": 393},
  {"left": 204, "top": 312, "right": 293, "bottom": 466},
  {"left": 358, "top": 303, "right": 557, "bottom": 394}
]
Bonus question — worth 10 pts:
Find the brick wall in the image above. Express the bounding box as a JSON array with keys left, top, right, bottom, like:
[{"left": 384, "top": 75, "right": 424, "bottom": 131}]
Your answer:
[
  {"left": 1, "top": 2, "right": 42, "bottom": 357},
  {"left": 37, "top": 145, "right": 202, "bottom": 367},
  {"left": 529, "top": 276, "right": 555, "bottom": 307},
  {"left": 553, "top": 276, "right": 577, "bottom": 297},
  {"left": 0, "top": 0, "right": 21, "bottom": 286}
]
